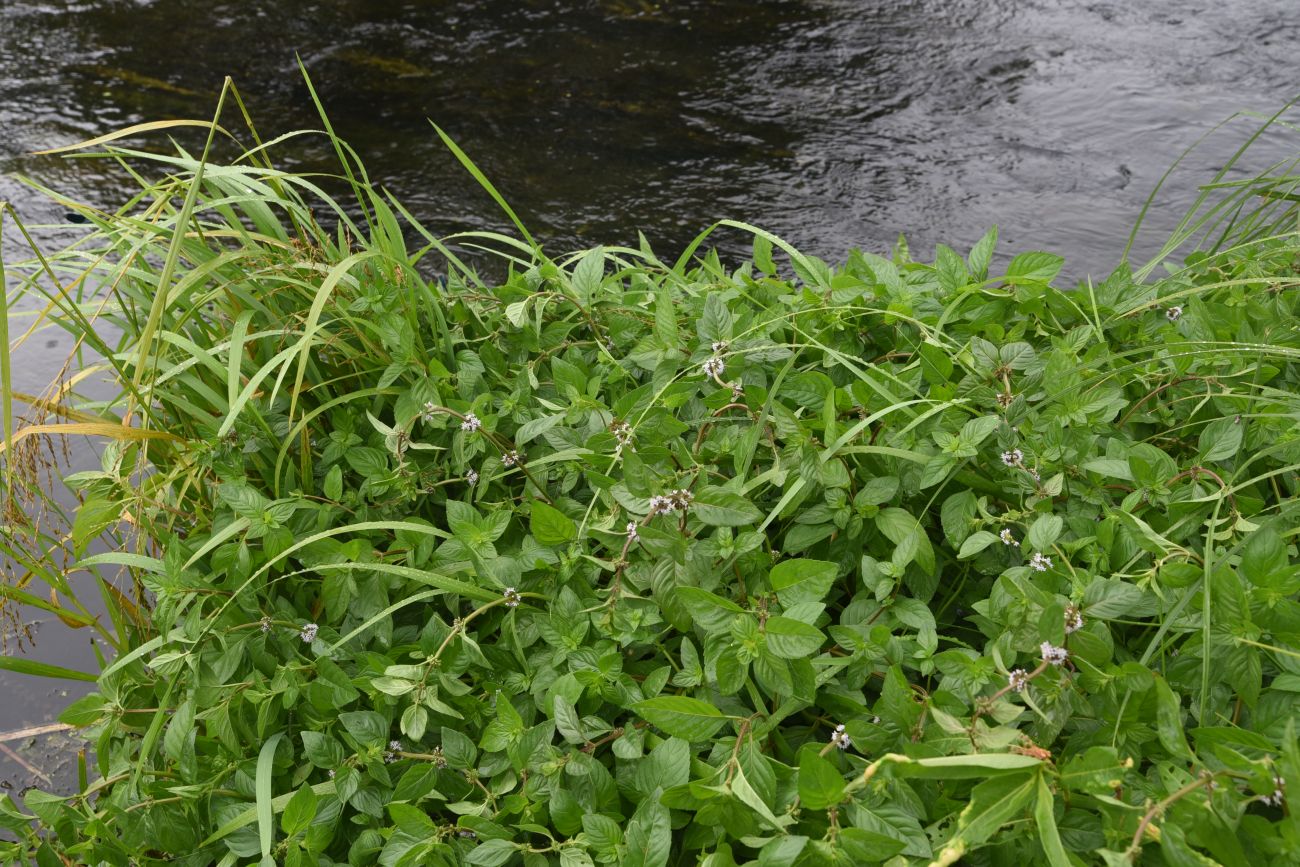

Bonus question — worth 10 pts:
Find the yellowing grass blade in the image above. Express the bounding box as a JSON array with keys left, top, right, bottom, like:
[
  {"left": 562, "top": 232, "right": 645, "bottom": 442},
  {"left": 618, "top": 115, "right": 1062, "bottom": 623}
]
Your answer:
[
  {"left": 31, "top": 119, "right": 233, "bottom": 155},
  {"left": 0, "top": 422, "right": 184, "bottom": 456}
]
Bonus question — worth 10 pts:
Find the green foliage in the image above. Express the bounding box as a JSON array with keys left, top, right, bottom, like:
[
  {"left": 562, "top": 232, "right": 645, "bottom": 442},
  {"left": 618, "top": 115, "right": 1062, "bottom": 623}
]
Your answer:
[{"left": 3, "top": 82, "right": 1300, "bottom": 866}]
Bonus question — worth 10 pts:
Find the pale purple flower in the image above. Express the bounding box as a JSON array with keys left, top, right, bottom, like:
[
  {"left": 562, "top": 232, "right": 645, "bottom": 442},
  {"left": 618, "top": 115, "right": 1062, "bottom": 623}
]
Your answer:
[
  {"left": 1001, "top": 449, "right": 1024, "bottom": 467},
  {"left": 300, "top": 623, "right": 318, "bottom": 643},
  {"left": 1262, "top": 776, "right": 1285, "bottom": 807},
  {"left": 501, "top": 450, "right": 521, "bottom": 468},
  {"left": 1008, "top": 669, "right": 1029, "bottom": 692},
  {"left": 1040, "top": 642, "right": 1069, "bottom": 666},
  {"left": 384, "top": 740, "right": 403, "bottom": 763},
  {"left": 460, "top": 412, "right": 481, "bottom": 432},
  {"left": 702, "top": 357, "right": 725, "bottom": 378},
  {"left": 421, "top": 401, "right": 438, "bottom": 423},
  {"left": 626, "top": 521, "right": 640, "bottom": 542}
]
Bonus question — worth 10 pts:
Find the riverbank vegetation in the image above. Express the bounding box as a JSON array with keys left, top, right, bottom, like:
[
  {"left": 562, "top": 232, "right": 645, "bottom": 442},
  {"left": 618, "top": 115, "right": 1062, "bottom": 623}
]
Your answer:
[{"left": 1, "top": 79, "right": 1298, "bottom": 866}]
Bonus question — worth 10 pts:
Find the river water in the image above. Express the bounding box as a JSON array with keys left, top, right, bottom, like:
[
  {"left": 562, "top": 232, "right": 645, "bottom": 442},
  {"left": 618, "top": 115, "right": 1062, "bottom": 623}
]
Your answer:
[{"left": 1, "top": 0, "right": 1297, "bottom": 790}]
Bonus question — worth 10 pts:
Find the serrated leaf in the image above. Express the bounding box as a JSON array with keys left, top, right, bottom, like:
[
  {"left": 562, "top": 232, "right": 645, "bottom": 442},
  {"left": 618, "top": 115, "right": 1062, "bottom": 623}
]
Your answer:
[
  {"left": 798, "top": 748, "right": 845, "bottom": 809},
  {"left": 530, "top": 500, "right": 576, "bottom": 545},
  {"left": 769, "top": 558, "right": 838, "bottom": 606},
  {"left": 634, "top": 696, "right": 729, "bottom": 741}
]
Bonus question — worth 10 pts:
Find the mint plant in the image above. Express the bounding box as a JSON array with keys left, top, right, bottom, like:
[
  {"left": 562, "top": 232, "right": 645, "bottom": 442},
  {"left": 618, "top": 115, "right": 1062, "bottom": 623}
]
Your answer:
[{"left": 0, "top": 79, "right": 1297, "bottom": 866}]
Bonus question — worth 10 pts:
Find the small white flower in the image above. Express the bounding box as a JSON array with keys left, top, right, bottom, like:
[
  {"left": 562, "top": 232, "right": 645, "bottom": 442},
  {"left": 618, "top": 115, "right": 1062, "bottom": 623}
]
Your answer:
[
  {"left": 421, "top": 401, "right": 438, "bottom": 423},
  {"left": 999, "top": 528, "right": 1019, "bottom": 547},
  {"left": 702, "top": 357, "right": 725, "bottom": 378},
  {"left": 1064, "top": 605, "right": 1084, "bottom": 634},
  {"left": 1008, "top": 669, "right": 1029, "bottom": 692},
  {"left": 327, "top": 768, "right": 336, "bottom": 779},
  {"left": 711, "top": 340, "right": 728, "bottom": 353},
  {"left": 458, "top": 830, "right": 477, "bottom": 839},
  {"left": 1029, "top": 552, "right": 1053, "bottom": 572},
  {"left": 259, "top": 616, "right": 272, "bottom": 633},
  {"left": 503, "top": 587, "right": 522, "bottom": 608},
  {"left": 613, "top": 421, "right": 634, "bottom": 454},
  {"left": 1262, "top": 775, "right": 1285, "bottom": 807},
  {"left": 1001, "top": 449, "right": 1024, "bottom": 467},
  {"left": 501, "top": 450, "right": 521, "bottom": 468},
  {"left": 1166, "top": 306, "right": 1183, "bottom": 322},
  {"left": 626, "top": 521, "right": 640, "bottom": 542},
  {"left": 465, "top": 468, "right": 479, "bottom": 486},
  {"left": 1040, "top": 641, "right": 1069, "bottom": 666},
  {"left": 460, "top": 412, "right": 481, "bottom": 432},
  {"left": 300, "top": 623, "right": 319, "bottom": 643},
  {"left": 432, "top": 746, "right": 448, "bottom": 769},
  {"left": 829, "top": 723, "right": 852, "bottom": 750},
  {"left": 649, "top": 489, "right": 693, "bottom": 516},
  {"left": 384, "top": 740, "right": 403, "bottom": 763}
]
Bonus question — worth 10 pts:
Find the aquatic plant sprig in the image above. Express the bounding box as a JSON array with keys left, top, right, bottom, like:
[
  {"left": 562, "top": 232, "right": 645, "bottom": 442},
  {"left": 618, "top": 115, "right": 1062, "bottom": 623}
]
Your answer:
[{"left": 3, "top": 85, "right": 1299, "bottom": 867}]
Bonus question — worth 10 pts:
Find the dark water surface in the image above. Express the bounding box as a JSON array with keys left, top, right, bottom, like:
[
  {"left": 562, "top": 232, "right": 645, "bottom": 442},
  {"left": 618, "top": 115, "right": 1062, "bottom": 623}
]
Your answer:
[{"left": 1, "top": 0, "right": 1297, "bottom": 789}]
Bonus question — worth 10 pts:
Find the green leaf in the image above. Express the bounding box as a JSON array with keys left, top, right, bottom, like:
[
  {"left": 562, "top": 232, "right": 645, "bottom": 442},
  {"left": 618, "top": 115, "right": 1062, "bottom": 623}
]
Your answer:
[
  {"left": 958, "top": 531, "right": 998, "bottom": 559},
  {"left": 1198, "top": 417, "right": 1243, "bottom": 462},
  {"left": 798, "top": 748, "right": 845, "bottom": 810},
  {"left": 968, "top": 226, "right": 998, "bottom": 278},
  {"left": 692, "top": 489, "right": 762, "bottom": 526},
  {"left": 676, "top": 587, "right": 745, "bottom": 634},
  {"left": 623, "top": 796, "right": 671, "bottom": 867},
  {"left": 339, "top": 711, "right": 388, "bottom": 749},
  {"left": 1033, "top": 773, "right": 1070, "bottom": 867},
  {"left": 530, "top": 500, "right": 577, "bottom": 545},
  {"left": 959, "top": 415, "right": 1000, "bottom": 446},
  {"left": 281, "top": 785, "right": 317, "bottom": 838},
  {"left": 1027, "top": 514, "right": 1062, "bottom": 550},
  {"left": 1004, "top": 251, "right": 1064, "bottom": 285},
  {"left": 769, "top": 558, "right": 838, "bottom": 607},
  {"left": 763, "top": 617, "right": 826, "bottom": 659},
  {"left": 933, "top": 772, "right": 1036, "bottom": 862},
  {"left": 466, "top": 838, "right": 517, "bottom": 867},
  {"left": 634, "top": 696, "right": 729, "bottom": 741},
  {"left": 256, "top": 733, "right": 286, "bottom": 859},
  {"left": 0, "top": 657, "right": 97, "bottom": 682}
]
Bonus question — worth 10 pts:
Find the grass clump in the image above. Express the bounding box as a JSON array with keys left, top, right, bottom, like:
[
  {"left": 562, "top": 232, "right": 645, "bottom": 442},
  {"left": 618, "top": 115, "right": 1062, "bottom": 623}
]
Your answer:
[{"left": 2, "top": 78, "right": 1300, "bottom": 866}]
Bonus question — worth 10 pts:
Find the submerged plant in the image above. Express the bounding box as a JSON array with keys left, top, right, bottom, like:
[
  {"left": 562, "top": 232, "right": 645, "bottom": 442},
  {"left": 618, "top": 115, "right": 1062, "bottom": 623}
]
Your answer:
[{"left": 0, "top": 77, "right": 1298, "bottom": 866}]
